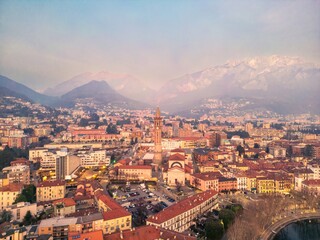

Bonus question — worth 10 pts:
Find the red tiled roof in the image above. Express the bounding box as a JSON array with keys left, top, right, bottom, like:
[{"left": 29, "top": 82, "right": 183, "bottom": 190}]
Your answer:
[
  {"left": 53, "top": 198, "right": 76, "bottom": 207},
  {"left": 0, "top": 183, "right": 23, "bottom": 192},
  {"left": 168, "top": 154, "right": 185, "bottom": 161},
  {"left": 192, "top": 172, "right": 222, "bottom": 181},
  {"left": 104, "top": 225, "right": 196, "bottom": 240},
  {"left": 171, "top": 148, "right": 185, "bottom": 153},
  {"left": 118, "top": 165, "right": 152, "bottom": 170},
  {"left": 147, "top": 190, "right": 217, "bottom": 224},
  {"left": 68, "top": 230, "right": 104, "bottom": 240},
  {"left": 37, "top": 180, "right": 65, "bottom": 188},
  {"left": 102, "top": 209, "right": 130, "bottom": 220},
  {"left": 302, "top": 179, "right": 320, "bottom": 186}
]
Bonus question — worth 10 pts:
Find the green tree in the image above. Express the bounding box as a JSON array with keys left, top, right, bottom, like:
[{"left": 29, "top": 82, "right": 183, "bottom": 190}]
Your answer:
[
  {"left": 0, "top": 146, "right": 28, "bottom": 170},
  {"left": 14, "top": 184, "right": 36, "bottom": 204},
  {"left": 254, "top": 143, "right": 260, "bottom": 148},
  {"left": 219, "top": 209, "right": 235, "bottom": 230},
  {"left": 90, "top": 113, "right": 99, "bottom": 122},
  {"left": 266, "top": 146, "right": 270, "bottom": 154},
  {"left": 205, "top": 218, "right": 224, "bottom": 240},
  {"left": 304, "top": 145, "right": 313, "bottom": 157},
  {"left": 79, "top": 118, "right": 89, "bottom": 127},
  {"left": 23, "top": 128, "right": 34, "bottom": 136},
  {"left": 236, "top": 145, "right": 245, "bottom": 157},
  {"left": 0, "top": 210, "right": 12, "bottom": 223},
  {"left": 23, "top": 210, "right": 36, "bottom": 226},
  {"left": 230, "top": 204, "right": 243, "bottom": 215},
  {"left": 226, "top": 130, "right": 249, "bottom": 139},
  {"left": 106, "top": 124, "right": 118, "bottom": 134}
]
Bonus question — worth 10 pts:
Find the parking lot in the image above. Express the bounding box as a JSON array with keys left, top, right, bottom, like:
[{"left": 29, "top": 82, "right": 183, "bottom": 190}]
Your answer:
[{"left": 108, "top": 183, "right": 176, "bottom": 226}]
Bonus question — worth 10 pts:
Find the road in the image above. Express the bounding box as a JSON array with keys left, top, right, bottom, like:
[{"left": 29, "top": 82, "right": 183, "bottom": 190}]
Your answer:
[{"left": 259, "top": 209, "right": 320, "bottom": 240}]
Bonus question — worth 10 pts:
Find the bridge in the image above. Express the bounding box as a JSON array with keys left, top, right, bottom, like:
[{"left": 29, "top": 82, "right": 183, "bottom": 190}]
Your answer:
[{"left": 259, "top": 209, "right": 320, "bottom": 240}]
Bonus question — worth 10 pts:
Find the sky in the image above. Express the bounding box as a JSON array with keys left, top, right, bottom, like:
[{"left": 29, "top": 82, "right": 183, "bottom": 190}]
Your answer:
[{"left": 0, "top": 0, "right": 319, "bottom": 91}]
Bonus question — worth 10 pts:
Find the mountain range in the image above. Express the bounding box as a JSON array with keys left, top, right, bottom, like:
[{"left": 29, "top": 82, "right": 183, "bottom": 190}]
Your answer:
[
  {"left": 0, "top": 75, "right": 148, "bottom": 109},
  {"left": 43, "top": 71, "right": 156, "bottom": 103},
  {"left": 1, "top": 55, "right": 319, "bottom": 114},
  {"left": 157, "top": 55, "right": 320, "bottom": 114}
]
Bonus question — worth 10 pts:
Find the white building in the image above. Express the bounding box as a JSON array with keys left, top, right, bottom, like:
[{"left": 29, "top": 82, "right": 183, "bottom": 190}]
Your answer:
[
  {"left": 77, "top": 149, "right": 110, "bottom": 167},
  {"left": 6, "top": 202, "right": 37, "bottom": 222},
  {"left": 2, "top": 165, "right": 30, "bottom": 185},
  {"left": 269, "top": 146, "right": 287, "bottom": 158},
  {"left": 56, "top": 155, "right": 81, "bottom": 180}
]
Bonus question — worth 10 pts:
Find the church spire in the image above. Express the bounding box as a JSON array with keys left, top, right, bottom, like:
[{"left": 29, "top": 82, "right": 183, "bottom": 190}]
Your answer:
[{"left": 155, "top": 107, "right": 161, "bottom": 118}]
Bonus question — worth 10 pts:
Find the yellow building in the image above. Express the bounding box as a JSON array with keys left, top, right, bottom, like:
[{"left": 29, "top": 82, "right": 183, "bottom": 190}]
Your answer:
[
  {"left": 274, "top": 176, "right": 293, "bottom": 194},
  {"left": 256, "top": 178, "right": 274, "bottom": 193},
  {"left": 147, "top": 190, "right": 218, "bottom": 233},
  {"left": 53, "top": 198, "right": 76, "bottom": 216},
  {"left": 118, "top": 165, "right": 152, "bottom": 181},
  {"left": 0, "top": 183, "right": 23, "bottom": 209},
  {"left": 38, "top": 217, "right": 78, "bottom": 237},
  {"left": 36, "top": 180, "right": 66, "bottom": 202},
  {"left": 246, "top": 175, "right": 257, "bottom": 192},
  {"left": 95, "top": 190, "right": 132, "bottom": 234}
]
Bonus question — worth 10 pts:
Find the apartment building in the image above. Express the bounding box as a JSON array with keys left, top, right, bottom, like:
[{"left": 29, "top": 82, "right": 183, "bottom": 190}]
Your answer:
[
  {"left": 6, "top": 202, "right": 37, "bottom": 222},
  {"left": 190, "top": 172, "right": 220, "bottom": 192},
  {"left": 0, "top": 183, "right": 23, "bottom": 209},
  {"left": 36, "top": 180, "right": 66, "bottom": 202},
  {"left": 146, "top": 190, "right": 218, "bottom": 232},
  {"left": 2, "top": 165, "right": 30, "bottom": 185},
  {"left": 117, "top": 165, "right": 152, "bottom": 181}
]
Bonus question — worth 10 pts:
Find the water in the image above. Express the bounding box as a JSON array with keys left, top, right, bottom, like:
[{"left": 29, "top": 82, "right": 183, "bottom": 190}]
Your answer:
[{"left": 273, "top": 219, "right": 320, "bottom": 240}]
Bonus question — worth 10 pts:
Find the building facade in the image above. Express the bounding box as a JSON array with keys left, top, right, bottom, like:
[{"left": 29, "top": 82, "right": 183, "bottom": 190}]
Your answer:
[
  {"left": 153, "top": 107, "right": 162, "bottom": 165},
  {"left": 146, "top": 190, "right": 218, "bottom": 232},
  {"left": 36, "top": 180, "right": 66, "bottom": 202}
]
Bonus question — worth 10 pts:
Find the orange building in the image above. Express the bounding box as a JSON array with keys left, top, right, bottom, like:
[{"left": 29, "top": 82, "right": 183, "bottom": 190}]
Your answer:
[
  {"left": 118, "top": 165, "right": 152, "bottom": 181},
  {"left": 105, "top": 225, "right": 196, "bottom": 240},
  {"left": 68, "top": 230, "right": 104, "bottom": 240},
  {"left": 190, "top": 172, "right": 221, "bottom": 192},
  {"left": 218, "top": 177, "right": 237, "bottom": 192}
]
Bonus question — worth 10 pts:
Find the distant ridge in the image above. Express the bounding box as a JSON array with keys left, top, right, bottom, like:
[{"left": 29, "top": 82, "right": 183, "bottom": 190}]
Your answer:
[
  {"left": 57, "top": 80, "right": 149, "bottom": 109},
  {"left": 44, "top": 71, "right": 156, "bottom": 102},
  {"left": 157, "top": 55, "right": 320, "bottom": 114},
  {"left": 0, "top": 75, "right": 57, "bottom": 106},
  {"left": 0, "top": 86, "right": 32, "bottom": 102}
]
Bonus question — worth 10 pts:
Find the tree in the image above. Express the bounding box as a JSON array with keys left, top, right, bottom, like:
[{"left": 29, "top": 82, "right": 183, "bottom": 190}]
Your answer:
[
  {"left": 219, "top": 209, "right": 235, "bottom": 229},
  {"left": 0, "top": 210, "right": 12, "bottom": 223},
  {"left": 205, "top": 218, "right": 224, "bottom": 240},
  {"left": 0, "top": 146, "right": 29, "bottom": 170},
  {"left": 226, "top": 131, "right": 249, "bottom": 139},
  {"left": 230, "top": 204, "right": 243, "bottom": 215},
  {"left": 23, "top": 128, "right": 34, "bottom": 136},
  {"left": 106, "top": 124, "right": 118, "bottom": 134},
  {"left": 79, "top": 118, "right": 89, "bottom": 127},
  {"left": 90, "top": 113, "right": 99, "bottom": 122},
  {"left": 304, "top": 145, "right": 313, "bottom": 157},
  {"left": 14, "top": 184, "right": 36, "bottom": 204},
  {"left": 266, "top": 146, "right": 270, "bottom": 154},
  {"left": 53, "top": 126, "right": 66, "bottom": 135},
  {"left": 175, "top": 181, "right": 182, "bottom": 192},
  {"left": 23, "top": 210, "right": 36, "bottom": 226},
  {"left": 254, "top": 143, "right": 260, "bottom": 148},
  {"left": 236, "top": 145, "right": 245, "bottom": 157}
]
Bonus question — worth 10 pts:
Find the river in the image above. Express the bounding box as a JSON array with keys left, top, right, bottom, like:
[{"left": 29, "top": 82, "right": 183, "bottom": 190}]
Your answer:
[{"left": 273, "top": 219, "right": 320, "bottom": 240}]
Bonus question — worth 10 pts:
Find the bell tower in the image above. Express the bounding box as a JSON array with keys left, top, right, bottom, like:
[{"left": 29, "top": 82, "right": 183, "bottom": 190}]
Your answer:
[{"left": 154, "top": 107, "right": 162, "bottom": 165}]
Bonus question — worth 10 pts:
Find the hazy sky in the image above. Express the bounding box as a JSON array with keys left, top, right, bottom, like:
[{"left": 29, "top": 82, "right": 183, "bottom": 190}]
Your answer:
[{"left": 0, "top": 0, "right": 319, "bottom": 91}]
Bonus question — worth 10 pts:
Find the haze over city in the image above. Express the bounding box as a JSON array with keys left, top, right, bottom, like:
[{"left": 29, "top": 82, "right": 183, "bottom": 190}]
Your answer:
[
  {"left": 0, "top": 0, "right": 319, "bottom": 91},
  {"left": 0, "top": 1, "right": 320, "bottom": 240}
]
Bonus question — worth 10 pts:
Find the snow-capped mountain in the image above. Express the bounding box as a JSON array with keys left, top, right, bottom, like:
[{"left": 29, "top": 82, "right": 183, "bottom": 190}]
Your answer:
[
  {"left": 157, "top": 55, "right": 320, "bottom": 113},
  {"left": 44, "top": 71, "right": 155, "bottom": 102}
]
